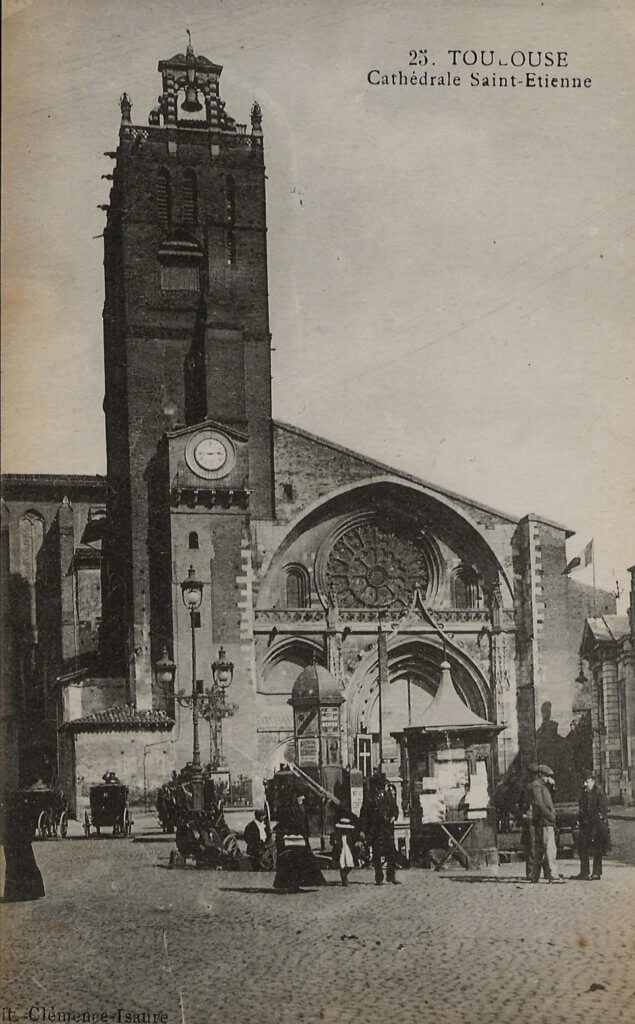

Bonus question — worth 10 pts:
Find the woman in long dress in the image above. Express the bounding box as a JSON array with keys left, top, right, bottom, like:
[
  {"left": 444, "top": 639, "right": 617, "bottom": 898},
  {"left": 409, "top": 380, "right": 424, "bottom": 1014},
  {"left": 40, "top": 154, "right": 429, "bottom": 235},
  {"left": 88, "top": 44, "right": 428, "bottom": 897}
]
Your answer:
[
  {"left": 273, "top": 792, "right": 325, "bottom": 892},
  {"left": 3, "top": 789, "right": 45, "bottom": 902}
]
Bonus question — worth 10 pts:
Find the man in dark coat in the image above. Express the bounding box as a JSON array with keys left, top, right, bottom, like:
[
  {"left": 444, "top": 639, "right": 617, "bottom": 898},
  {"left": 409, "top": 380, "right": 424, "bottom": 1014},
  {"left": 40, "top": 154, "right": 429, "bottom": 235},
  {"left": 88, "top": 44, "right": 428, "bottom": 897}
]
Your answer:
[
  {"left": 244, "top": 809, "right": 269, "bottom": 870},
  {"left": 573, "top": 771, "right": 610, "bottom": 880},
  {"left": 528, "top": 763, "right": 564, "bottom": 883},
  {"left": 520, "top": 763, "right": 540, "bottom": 880},
  {"left": 360, "top": 772, "right": 399, "bottom": 885}
]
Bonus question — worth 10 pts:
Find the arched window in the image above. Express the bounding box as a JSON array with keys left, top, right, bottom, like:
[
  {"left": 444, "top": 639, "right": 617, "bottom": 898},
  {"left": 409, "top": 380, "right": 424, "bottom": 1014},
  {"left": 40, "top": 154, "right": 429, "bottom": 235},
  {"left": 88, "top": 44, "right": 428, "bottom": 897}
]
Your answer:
[
  {"left": 225, "top": 175, "right": 236, "bottom": 222},
  {"left": 19, "top": 510, "right": 44, "bottom": 583},
  {"left": 453, "top": 566, "right": 481, "bottom": 610},
  {"left": 156, "top": 169, "right": 172, "bottom": 226},
  {"left": 285, "top": 565, "right": 310, "bottom": 609},
  {"left": 188, "top": 531, "right": 199, "bottom": 550},
  {"left": 183, "top": 170, "right": 198, "bottom": 224}
]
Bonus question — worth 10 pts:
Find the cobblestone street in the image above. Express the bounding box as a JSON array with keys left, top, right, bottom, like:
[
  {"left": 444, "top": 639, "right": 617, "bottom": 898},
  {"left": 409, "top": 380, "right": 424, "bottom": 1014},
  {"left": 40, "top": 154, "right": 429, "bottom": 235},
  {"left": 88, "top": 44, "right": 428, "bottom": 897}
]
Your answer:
[{"left": 2, "top": 818, "right": 634, "bottom": 1024}]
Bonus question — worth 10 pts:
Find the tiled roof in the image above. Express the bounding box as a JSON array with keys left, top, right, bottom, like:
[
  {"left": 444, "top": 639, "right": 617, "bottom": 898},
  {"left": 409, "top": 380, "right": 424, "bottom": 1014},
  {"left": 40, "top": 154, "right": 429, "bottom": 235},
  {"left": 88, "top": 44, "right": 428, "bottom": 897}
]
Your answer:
[{"left": 60, "top": 704, "right": 174, "bottom": 733}]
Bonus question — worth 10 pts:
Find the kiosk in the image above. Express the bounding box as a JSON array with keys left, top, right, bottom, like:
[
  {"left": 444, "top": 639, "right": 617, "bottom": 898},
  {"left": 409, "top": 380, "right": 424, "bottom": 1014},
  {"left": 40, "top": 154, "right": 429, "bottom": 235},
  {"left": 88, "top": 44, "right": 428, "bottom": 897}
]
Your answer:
[{"left": 393, "top": 660, "right": 505, "bottom": 869}]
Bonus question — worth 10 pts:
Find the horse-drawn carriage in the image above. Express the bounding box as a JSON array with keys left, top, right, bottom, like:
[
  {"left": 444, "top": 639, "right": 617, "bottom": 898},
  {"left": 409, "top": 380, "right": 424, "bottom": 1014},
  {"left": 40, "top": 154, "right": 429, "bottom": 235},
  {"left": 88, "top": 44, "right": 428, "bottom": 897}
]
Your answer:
[
  {"left": 17, "top": 786, "right": 68, "bottom": 840},
  {"left": 171, "top": 805, "right": 244, "bottom": 869},
  {"left": 84, "top": 778, "right": 133, "bottom": 838},
  {"left": 166, "top": 766, "right": 247, "bottom": 870}
]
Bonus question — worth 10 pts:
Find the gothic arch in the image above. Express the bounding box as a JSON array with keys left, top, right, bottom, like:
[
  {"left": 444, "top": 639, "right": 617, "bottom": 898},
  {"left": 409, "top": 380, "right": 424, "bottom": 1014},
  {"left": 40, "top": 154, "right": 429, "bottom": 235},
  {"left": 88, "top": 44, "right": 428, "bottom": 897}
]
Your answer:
[
  {"left": 346, "top": 634, "right": 491, "bottom": 738},
  {"left": 452, "top": 564, "right": 481, "bottom": 609},
  {"left": 259, "top": 636, "right": 324, "bottom": 694},
  {"left": 257, "top": 476, "right": 514, "bottom": 606},
  {"left": 283, "top": 563, "right": 311, "bottom": 608},
  {"left": 19, "top": 509, "right": 45, "bottom": 582}
]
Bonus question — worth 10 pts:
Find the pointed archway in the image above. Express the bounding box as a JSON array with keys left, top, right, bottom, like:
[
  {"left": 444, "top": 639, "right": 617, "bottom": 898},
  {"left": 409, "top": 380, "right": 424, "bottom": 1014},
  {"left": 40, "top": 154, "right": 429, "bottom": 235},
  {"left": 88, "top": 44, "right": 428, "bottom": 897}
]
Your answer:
[{"left": 347, "top": 637, "right": 491, "bottom": 747}]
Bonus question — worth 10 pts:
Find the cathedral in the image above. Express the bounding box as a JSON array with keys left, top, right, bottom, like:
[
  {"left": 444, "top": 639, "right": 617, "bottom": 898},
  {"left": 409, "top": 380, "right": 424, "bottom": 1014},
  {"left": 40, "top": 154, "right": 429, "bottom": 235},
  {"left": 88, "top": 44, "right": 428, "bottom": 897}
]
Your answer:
[{"left": 1, "top": 40, "right": 616, "bottom": 813}]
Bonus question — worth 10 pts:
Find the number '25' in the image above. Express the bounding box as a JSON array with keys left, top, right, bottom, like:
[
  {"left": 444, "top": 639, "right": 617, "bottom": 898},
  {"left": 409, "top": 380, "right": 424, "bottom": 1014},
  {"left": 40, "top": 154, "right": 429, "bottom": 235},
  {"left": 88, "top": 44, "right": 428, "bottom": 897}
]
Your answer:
[{"left": 408, "top": 50, "right": 428, "bottom": 66}]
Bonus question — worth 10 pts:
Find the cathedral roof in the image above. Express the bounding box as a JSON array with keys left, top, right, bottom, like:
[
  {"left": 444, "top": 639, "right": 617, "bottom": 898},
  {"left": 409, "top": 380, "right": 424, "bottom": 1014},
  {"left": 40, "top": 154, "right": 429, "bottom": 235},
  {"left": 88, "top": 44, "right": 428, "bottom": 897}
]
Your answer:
[
  {"left": 290, "top": 663, "right": 344, "bottom": 704},
  {"left": 59, "top": 704, "right": 173, "bottom": 733},
  {"left": 273, "top": 420, "right": 574, "bottom": 537}
]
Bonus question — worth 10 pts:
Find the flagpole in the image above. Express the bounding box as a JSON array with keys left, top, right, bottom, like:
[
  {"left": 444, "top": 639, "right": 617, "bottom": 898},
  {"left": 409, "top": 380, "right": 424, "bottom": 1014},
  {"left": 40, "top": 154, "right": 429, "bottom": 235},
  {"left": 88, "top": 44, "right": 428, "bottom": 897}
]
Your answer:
[{"left": 592, "top": 539, "right": 596, "bottom": 616}]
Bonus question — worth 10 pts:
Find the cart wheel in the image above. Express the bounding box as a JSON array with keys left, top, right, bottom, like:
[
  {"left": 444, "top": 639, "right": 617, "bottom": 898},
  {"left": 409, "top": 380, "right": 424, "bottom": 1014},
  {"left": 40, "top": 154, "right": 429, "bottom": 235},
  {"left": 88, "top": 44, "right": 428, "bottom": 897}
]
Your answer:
[
  {"left": 261, "top": 845, "right": 277, "bottom": 871},
  {"left": 37, "top": 810, "right": 51, "bottom": 840},
  {"left": 222, "top": 833, "right": 238, "bottom": 857},
  {"left": 120, "top": 807, "right": 132, "bottom": 837},
  {"left": 84, "top": 811, "right": 91, "bottom": 837},
  {"left": 59, "top": 812, "right": 69, "bottom": 838}
]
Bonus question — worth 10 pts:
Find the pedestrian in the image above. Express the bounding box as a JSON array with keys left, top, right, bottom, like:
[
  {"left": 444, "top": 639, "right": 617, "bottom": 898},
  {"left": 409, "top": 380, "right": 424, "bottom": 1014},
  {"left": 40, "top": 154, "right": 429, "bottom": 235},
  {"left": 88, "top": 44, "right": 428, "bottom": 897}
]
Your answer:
[
  {"left": 572, "top": 770, "right": 610, "bottom": 881},
  {"left": 360, "top": 772, "right": 399, "bottom": 885},
  {"left": 244, "top": 808, "right": 269, "bottom": 871},
  {"left": 333, "top": 816, "right": 356, "bottom": 886},
  {"left": 2, "top": 787, "right": 45, "bottom": 902},
  {"left": 520, "top": 763, "right": 539, "bottom": 880},
  {"left": 273, "top": 790, "right": 325, "bottom": 892},
  {"left": 528, "top": 763, "right": 564, "bottom": 883}
]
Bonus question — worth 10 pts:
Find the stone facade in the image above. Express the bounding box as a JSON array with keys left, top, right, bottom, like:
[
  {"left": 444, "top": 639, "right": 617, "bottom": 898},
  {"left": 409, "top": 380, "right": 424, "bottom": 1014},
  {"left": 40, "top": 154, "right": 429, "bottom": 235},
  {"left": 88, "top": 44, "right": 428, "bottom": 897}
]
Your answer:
[
  {"left": 0, "top": 40, "right": 616, "bottom": 812},
  {"left": 1, "top": 474, "right": 106, "bottom": 788},
  {"left": 580, "top": 567, "right": 635, "bottom": 804}
]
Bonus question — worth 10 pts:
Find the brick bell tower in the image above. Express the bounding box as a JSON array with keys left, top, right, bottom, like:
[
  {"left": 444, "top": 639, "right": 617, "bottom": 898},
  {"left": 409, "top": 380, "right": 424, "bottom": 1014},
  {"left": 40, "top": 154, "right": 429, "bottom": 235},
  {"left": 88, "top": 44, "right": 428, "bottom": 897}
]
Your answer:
[{"left": 101, "top": 32, "right": 273, "bottom": 764}]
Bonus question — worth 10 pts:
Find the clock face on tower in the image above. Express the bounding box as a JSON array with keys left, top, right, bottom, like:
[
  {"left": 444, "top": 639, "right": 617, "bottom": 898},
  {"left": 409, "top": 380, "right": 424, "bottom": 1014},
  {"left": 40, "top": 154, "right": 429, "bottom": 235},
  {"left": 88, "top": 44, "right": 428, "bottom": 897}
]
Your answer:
[{"left": 185, "top": 429, "right": 236, "bottom": 480}]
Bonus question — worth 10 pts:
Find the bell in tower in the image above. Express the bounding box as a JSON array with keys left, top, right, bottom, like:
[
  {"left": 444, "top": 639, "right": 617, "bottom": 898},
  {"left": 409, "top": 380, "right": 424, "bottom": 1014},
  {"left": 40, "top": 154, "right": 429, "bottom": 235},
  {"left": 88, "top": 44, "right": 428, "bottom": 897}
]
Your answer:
[{"left": 181, "top": 30, "right": 203, "bottom": 113}]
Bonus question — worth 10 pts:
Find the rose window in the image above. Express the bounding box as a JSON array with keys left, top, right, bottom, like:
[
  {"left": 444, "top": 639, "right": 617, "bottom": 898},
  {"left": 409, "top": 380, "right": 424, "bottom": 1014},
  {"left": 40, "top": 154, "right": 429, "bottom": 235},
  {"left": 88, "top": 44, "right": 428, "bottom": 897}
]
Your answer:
[{"left": 326, "top": 521, "right": 430, "bottom": 611}]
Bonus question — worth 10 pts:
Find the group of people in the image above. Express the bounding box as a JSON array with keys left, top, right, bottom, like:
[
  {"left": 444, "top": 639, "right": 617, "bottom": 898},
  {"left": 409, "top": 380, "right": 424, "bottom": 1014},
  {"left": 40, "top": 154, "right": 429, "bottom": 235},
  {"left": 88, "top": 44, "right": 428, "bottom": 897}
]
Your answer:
[
  {"left": 2, "top": 762, "right": 612, "bottom": 901},
  {"left": 522, "top": 763, "right": 610, "bottom": 882},
  {"left": 243, "top": 769, "right": 401, "bottom": 892}
]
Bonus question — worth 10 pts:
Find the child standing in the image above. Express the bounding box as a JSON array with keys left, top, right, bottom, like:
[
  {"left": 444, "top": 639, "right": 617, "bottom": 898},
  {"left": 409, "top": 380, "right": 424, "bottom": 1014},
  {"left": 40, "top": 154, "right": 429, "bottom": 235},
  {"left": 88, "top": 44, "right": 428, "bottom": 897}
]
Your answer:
[{"left": 334, "top": 817, "right": 356, "bottom": 886}]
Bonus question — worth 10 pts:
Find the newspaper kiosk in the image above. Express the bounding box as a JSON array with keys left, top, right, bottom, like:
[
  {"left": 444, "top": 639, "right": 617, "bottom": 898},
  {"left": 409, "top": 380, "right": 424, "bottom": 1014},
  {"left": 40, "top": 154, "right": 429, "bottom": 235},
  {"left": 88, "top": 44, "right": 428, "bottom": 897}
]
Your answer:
[{"left": 394, "top": 660, "right": 505, "bottom": 869}]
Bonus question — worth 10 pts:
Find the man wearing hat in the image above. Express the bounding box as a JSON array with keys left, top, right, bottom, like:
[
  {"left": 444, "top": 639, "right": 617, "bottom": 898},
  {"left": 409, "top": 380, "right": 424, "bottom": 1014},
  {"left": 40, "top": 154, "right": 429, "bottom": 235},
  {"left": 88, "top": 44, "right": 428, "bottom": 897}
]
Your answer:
[
  {"left": 360, "top": 772, "right": 399, "bottom": 885},
  {"left": 520, "top": 763, "right": 540, "bottom": 880},
  {"left": 573, "top": 771, "right": 609, "bottom": 880},
  {"left": 528, "top": 763, "right": 564, "bottom": 883}
]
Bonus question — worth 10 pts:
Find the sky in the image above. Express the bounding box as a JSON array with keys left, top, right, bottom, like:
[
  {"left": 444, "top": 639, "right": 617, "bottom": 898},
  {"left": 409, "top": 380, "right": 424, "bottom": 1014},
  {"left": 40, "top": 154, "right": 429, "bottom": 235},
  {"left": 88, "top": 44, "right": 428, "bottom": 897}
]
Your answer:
[{"left": 2, "top": 0, "right": 633, "bottom": 607}]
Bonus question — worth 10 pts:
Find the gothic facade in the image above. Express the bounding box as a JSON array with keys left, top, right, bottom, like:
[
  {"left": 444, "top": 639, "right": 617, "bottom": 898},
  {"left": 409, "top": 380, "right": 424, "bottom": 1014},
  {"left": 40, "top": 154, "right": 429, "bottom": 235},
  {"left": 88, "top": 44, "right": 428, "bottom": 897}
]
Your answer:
[{"left": 1, "top": 41, "right": 616, "bottom": 811}]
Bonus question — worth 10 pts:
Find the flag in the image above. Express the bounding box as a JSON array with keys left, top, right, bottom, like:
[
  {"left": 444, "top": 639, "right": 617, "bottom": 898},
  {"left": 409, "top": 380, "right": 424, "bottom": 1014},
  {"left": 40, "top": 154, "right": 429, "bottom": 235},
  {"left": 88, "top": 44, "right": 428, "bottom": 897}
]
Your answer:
[{"left": 584, "top": 539, "right": 594, "bottom": 567}]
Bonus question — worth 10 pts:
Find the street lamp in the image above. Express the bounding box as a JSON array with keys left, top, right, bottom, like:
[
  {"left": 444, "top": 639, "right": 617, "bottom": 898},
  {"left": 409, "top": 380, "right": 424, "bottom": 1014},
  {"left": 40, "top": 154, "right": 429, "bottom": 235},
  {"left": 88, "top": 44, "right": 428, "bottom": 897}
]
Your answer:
[
  {"left": 180, "top": 565, "right": 204, "bottom": 768},
  {"left": 202, "top": 647, "right": 238, "bottom": 769},
  {"left": 155, "top": 647, "right": 176, "bottom": 688}
]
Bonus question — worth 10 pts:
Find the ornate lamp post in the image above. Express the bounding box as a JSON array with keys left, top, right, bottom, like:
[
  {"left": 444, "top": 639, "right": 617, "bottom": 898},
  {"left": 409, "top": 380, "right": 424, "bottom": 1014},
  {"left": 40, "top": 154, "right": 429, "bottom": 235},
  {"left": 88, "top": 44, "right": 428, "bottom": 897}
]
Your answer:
[
  {"left": 179, "top": 565, "right": 204, "bottom": 768},
  {"left": 202, "top": 647, "right": 238, "bottom": 769}
]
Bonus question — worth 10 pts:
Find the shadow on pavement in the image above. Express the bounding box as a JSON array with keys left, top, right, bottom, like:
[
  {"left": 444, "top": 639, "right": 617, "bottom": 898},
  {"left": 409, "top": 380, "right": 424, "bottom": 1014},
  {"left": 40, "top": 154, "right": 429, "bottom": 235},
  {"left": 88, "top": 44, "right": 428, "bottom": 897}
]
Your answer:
[
  {"left": 132, "top": 836, "right": 173, "bottom": 843},
  {"left": 219, "top": 886, "right": 323, "bottom": 894},
  {"left": 440, "top": 875, "right": 530, "bottom": 884}
]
